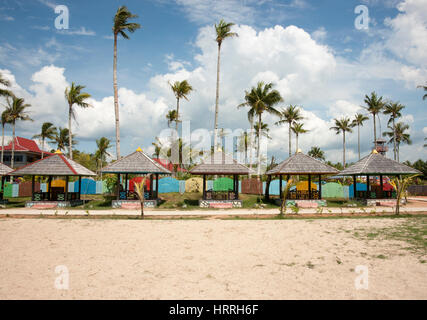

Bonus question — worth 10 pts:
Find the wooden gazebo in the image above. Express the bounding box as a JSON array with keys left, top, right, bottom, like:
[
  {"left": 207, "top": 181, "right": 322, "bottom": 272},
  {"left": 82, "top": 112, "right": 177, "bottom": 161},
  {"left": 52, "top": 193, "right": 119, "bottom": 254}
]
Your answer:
[
  {"left": 339, "top": 150, "right": 421, "bottom": 204},
  {"left": 8, "top": 150, "right": 96, "bottom": 208},
  {"left": 0, "top": 162, "right": 13, "bottom": 203},
  {"left": 266, "top": 151, "right": 339, "bottom": 205},
  {"left": 101, "top": 148, "right": 171, "bottom": 208},
  {"left": 190, "top": 151, "right": 253, "bottom": 208}
]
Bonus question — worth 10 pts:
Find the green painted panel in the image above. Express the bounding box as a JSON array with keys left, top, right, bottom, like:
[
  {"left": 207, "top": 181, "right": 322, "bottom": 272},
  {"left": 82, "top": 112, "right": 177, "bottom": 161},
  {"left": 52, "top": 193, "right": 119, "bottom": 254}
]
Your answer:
[{"left": 213, "top": 177, "right": 234, "bottom": 191}]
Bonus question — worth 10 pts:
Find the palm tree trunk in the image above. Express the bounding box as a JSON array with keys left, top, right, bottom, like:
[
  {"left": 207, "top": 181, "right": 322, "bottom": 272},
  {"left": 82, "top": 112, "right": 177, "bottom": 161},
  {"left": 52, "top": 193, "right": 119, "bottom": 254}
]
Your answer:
[
  {"left": 11, "top": 121, "right": 15, "bottom": 169},
  {"left": 113, "top": 33, "right": 121, "bottom": 160},
  {"left": 343, "top": 131, "right": 346, "bottom": 168},
  {"left": 288, "top": 121, "right": 292, "bottom": 157},
  {"left": 373, "top": 114, "right": 377, "bottom": 150},
  {"left": 1, "top": 124, "right": 4, "bottom": 163},
  {"left": 257, "top": 114, "right": 262, "bottom": 177},
  {"left": 213, "top": 43, "right": 221, "bottom": 150},
  {"left": 357, "top": 124, "right": 361, "bottom": 160},
  {"left": 244, "top": 132, "right": 248, "bottom": 165},
  {"left": 248, "top": 120, "right": 254, "bottom": 177},
  {"left": 397, "top": 143, "right": 400, "bottom": 162},
  {"left": 175, "top": 97, "right": 180, "bottom": 132},
  {"left": 68, "top": 104, "right": 73, "bottom": 159},
  {"left": 392, "top": 118, "right": 397, "bottom": 160}
]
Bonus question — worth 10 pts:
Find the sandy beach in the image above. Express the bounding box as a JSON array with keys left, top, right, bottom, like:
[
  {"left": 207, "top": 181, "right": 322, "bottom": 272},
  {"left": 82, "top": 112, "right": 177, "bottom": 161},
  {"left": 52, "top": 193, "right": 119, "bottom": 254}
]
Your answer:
[{"left": 0, "top": 216, "right": 425, "bottom": 299}]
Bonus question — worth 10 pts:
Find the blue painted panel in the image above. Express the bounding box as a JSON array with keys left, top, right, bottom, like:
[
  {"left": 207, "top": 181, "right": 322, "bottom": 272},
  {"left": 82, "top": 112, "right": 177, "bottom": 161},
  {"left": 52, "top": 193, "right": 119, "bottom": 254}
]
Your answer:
[
  {"left": 158, "top": 177, "right": 179, "bottom": 193},
  {"left": 206, "top": 180, "right": 213, "bottom": 191},
  {"left": 41, "top": 183, "right": 47, "bottom": 192},
  {"left": 96, "top": 181, "right": 103, "bottom": 194},
  {"left": 349, "top": 183, "right": 367, "bottom": 198},
  {"left": 80, "top": 178, "right": 96, "bottom": 195},
  {"left": 12, "top": 184, "right": 19, "bottom": 197}
]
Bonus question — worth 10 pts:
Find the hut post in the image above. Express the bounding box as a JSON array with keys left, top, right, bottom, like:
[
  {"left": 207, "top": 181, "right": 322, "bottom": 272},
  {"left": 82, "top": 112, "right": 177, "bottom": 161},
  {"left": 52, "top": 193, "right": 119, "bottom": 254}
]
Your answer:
[
  {"left": 124, "top": 174, "right": 128, "bottom": 198},
  {"left": 353, "top": 175, "right": 357, "bottom": 199},
  {"left": 155, "top": 173, "right": 159, "bottom": 200},
  {"left": 202, "top": 174, "right": 206, "bottom": 200},
  {"left": 149, "top": 174, "right": 153, "bottom": 199},
  {"left": 116, "top": 174, "right": 120, "bottom": 200},
  {"left": 65, "top": 175, "right": 69, "bottom": 201},
  {"left": 318, "top": 175, "right": 322, "bottom": 199},
  {"left": 379, "top": 174, "right": 383, "bottom": 199},
  {"left": 279, "top": 175, "right": 283, "bottom": 200},
  {"left": 48, "top": 176, "right": 52, "bottom": 201},
  {"left": 78, "top": 176, "right": 82, "bottom": 200},
  {"left": 308, "top": 174, "right": 312, "bottom": 200},
  {"left": 366, "top": 175, "right": 370, "bottom": 199},
  {"left": 31, "top": 175, "right": 35, "bottom": 201}
]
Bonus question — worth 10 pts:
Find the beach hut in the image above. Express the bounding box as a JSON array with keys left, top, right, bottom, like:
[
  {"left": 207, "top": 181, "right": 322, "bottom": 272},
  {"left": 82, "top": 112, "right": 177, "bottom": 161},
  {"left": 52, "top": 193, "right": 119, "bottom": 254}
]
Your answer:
[
  {"left": 190, "top": 151, "right": 253, "bottom": 208},
  {"left": 0, "top": 162, "right": 13, "bottom": 203},
  {"left": 266, "top": 150, "right": 339, "bottom": 206},
  {"left": 7, "top": 150, "right": 96, "bottom": 208},
  {"left": 101, "top": 147, "right": 171, "bottom": 208},
  {"left": 338, "top": 150, "right": 421, "bottom": 205}
]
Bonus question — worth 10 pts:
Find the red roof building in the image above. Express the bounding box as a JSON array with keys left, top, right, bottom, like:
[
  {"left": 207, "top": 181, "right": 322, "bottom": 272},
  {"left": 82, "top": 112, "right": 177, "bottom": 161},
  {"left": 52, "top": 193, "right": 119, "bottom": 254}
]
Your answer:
[
  {"left": 152, "top": 158, "right": 187, "bottom": 172},
  {"left": 0, "top": 137, "right": 51, "bottom": 169}
]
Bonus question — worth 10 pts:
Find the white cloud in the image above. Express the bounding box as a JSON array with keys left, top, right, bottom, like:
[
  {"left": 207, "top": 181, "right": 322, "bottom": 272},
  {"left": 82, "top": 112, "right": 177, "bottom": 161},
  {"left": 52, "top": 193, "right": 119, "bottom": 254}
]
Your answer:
[
  {"left": 311, "top": 27, "right": 327, "bottom": 42},
  {"left": 58, "top": 27, "right": 96, "bottom": 36}
]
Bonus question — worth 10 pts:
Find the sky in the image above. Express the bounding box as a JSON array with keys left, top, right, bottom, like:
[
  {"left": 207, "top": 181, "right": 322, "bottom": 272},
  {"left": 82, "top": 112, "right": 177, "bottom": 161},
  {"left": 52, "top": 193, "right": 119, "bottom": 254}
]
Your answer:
[{"left": 0, "top": 0, "right": 426, "bottom": 164}]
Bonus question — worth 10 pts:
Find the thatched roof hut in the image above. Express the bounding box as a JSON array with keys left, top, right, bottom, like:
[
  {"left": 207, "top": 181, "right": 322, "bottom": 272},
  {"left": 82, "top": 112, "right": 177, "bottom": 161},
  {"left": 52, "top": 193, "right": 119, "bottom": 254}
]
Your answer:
[
  {"left": 0, "top": 162, "right": 12, "bottom": 176},
  {"left": 101, "top": 148, "right": 171, "bottom": 174},
  {"left": 339, "top": 151, "right": 421, "bottom": 176},
  {"left": 190, "top": 151, "right": 252, "bottom": 175},
  {"left": 8, "top": 152, "right": 96, "bottom": 176},
  {"left": 266, "top": 151, "right": 339, "bottom": 175}
]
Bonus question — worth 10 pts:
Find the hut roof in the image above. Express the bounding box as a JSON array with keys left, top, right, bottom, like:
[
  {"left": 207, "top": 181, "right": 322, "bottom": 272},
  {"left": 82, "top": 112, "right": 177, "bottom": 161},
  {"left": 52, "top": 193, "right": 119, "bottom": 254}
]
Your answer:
[
  {"left": 339, "top": 151, "right": 421, "bottom": 176},
  {"left": 190, "top": 151, "right": 253, "bottom": 175},
  {"left": 0, "top": 162, "right": 13, "bottom": 176},
  {"left": 8, "top": 152, "right": 96, "bottom": 176},
  {"left": 101, "top": 148, "right": 171, "bottom": 174},
  {"left": 266, "top": 152, "right": 339, "bottom": 175}
]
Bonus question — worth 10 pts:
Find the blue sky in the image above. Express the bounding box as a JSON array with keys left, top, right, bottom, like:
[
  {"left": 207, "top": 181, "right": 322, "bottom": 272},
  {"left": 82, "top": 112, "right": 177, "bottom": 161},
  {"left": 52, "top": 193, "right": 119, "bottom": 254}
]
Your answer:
[{"left": 0, "top": 0, "right": 426, "bottom": 164}]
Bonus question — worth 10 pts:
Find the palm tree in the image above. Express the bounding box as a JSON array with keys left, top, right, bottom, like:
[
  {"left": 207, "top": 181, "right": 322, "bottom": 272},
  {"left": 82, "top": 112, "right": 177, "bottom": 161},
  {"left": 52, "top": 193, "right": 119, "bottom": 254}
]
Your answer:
[
  {"left": 417, "top": 83, "right": 427, "bottom": 100},
  {"left": 32, "top": 122, "right": 57, "bottom": 159},
  {"left": 95, "top": 137, "right": 112, "bottom": 178},
  {"left": 1, "top": 109, "right": 11, "bottom": 163},
  {"left": 363, "top": 91, "right": 384, "bottom": 149},
  {"left": 383, "top": 122, "right": 411, "bottom": 162},
  {"left": 308, "top": 146, "right": 325, "bottom": 160},
  {"left": 213, "top": 19, "right": 238, "bottom": 150},
  {"left": 254, "top": 122, "right": 271, "bottom": 154},
  {"left": 169, "top": 80, "right": 193, "bottom": 132},
  {"left": 351, "top": 113, "right": 369, "bottom": 160},
  {"left": 152, "top": 137, "right": 163, "bottom": 158},
  {"left": 291, "top": 122, "right": 308, "bottom": 153},
  {"left": 330, "top": 117, "right": 353, "bottom": 168},
  {"left": 54, "top": 127, "right": 76, "bottom": 152},
  {"left": 166, "top": 110, "right": 178, "bottom": 128},
  {"left": 113, "top": 6, "right": 141, "bottom": 160},
  {"left": 65, "top": 82, "right": 91, "bottom": 160},
  {"left": 239, "top": 82, "right": 282, "bottom": 175},
  {"left": 383, "top": 101, "right": 405, "bottom": 160},
  {"left": 0, "top": 72, "right": 12, "bottom": 98},
  {"left": 5, "top": 97, "right": 32, "bottom": 168},
  {"left": 276, "top": 105, "right": 303, "bottom": 157}
]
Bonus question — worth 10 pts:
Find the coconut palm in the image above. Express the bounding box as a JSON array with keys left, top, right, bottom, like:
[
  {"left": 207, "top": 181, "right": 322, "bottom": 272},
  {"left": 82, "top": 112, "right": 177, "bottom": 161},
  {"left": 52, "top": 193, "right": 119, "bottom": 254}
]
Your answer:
[
  {"left": 239, "top": 82, "right": 282, "bottom": 175},
  {"left": 330, "top": 117, "right": 353, "bottom": 168},
  {"left": 112, "top": 6, "right": 141, "bottom": 160},
  {"left": 166, "top": 109, "right": 178, "bottom": 128},
  {"left": 0, "top": 72, "right": 12, "bottom": 98},
  {"left": 95, "top": 137, "right": 112, "bottom": 178},
  {"left": 54, "top": 127, "right": 76, "bottom": 152},
  {"left": 291, "top": 122, "right": 308, "bottom": 153},
  {"left": 1, "top": 109, "right": 12, "bottom": 163},
  {"left": 65, "top": 82, "right": 91, "bottom": 160},
  {"left": 363, "top": 91, "right": 385, "bottom": 149},
  {"left": 169, "top": 80, "right": 193, "bottom": 132},
  {"left": 32, "top": 122, "right": 57, "bottom": 159},
  {"left": 383, "top": 101, "right": 405, "bottom": 160},
  {"left": 417, "top": 83, "right": 427, "bottom": 101},
  {"left": 152, "top": 137, "right": 164, "bottom": 158},
  {"left": 383, "top": 122, "right": 411, "bottom": 162},
  {"left": 213, "top": 19, "right": 238, "bottom": 150},
  {"left": 254, "top": 122, "right": 271, "bottom": 154},
  {"left": 276, "top": 105, "right": 304, "bottom": 157},
  {"left": 351, "top": 113, "right": 369, "bottom": 160},
  {"left": 5, "top": 97, "right": 32, "bottom": 168},
  {"left": 308, "top": 146, "right": 325, "bottom": 161}
]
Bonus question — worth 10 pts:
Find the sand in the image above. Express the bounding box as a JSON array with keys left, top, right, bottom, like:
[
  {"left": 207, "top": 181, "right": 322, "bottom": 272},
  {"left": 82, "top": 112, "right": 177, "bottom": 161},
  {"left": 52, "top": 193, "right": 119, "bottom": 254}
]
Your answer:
[{"left": 0, "top": 217, "right": 425, "bottom": 299}]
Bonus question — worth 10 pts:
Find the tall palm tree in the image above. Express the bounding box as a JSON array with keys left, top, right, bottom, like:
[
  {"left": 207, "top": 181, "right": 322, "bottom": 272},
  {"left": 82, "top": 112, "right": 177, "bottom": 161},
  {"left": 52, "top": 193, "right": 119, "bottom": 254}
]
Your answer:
[
  {"left": 213, "top": 19, "right": 238, "bottom": 150},
  {"left": 330, "top": 117, "right": 353, "bottom": 168},
  {"left": 239, "top": 82, "right": 282, "bottom": 175},
  {"left": 383, "top": 122, "right": 411, "bottom": 162},
  {"left": 363, "top": 91, "right": 384, "bottom": 149},
  {"left": 5, "top": 97, "right": 32, "bottom": 168},
  {"left": 95, "top": 137, "right": 112, "bottom": 178},
  {"left": 276, "top": 105, "right": 303, "bottom": 157},
  {"left": 113, "top": 6, "right": 141, "bottom": 160},
  {"left": 65, "top": 82, "right": 91, "bottom": 160},
  {"left": 0, "top": 72, "right": 12, "bottom": 98},
  {"left": 383, "top": 101, "right": 405, "bottom": 160},
  {"left": 169, "top": 80, "right": 193, "bottom": 132},
  {"left": 152, "top": 137, "right": 163, "bottom": 158},
  {"left": 54, "top": 127, "right": 76, "bottom": 152},
  {"left": 308, "top": 146, "right": 325, "bottom": 160},
  {"left": 291, "top": 122, "right": 308, "bottom": 153},
  {"left": 351, "top": 113, "right": 369, "bottom": 160},
  {"left": 417, "top": 83, "right": 427, "bottom": 101},
  {"left": 166, "top": 110, "right": 178, "bottom": 128},
  {"left": 1, "top": 109, "right": 11, "bottom": 163},
  {"left": 32, "top": 122, "right": 57, "bottom": 159}
]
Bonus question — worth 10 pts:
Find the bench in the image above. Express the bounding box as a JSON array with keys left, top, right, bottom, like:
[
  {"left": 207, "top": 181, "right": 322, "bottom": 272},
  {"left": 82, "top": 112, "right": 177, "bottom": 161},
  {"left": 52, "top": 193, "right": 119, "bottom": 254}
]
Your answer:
[
  {"left": 377, "top": 201, "right": 395, "bottom": 207},
  {"left": 121, "top": 203, "right": 141, "bottom": 209},
  {"left": 32, "top": 203, "right": 58, "bottom": 209},
  {"left": 296, "top": 201, "right": 318, "bottom": 208},
  {"left": 209, "top": 202, "right": 233, "bottom": 209}
]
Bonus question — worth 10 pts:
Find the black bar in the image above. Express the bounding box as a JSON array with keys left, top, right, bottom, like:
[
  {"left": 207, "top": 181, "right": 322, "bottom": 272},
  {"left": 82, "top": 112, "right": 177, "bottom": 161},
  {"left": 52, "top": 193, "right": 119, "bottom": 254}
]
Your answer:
[
  {"left": 353, "top": 175, "right": 357, "bottom": 199},
  {"left": 279, "top": 175, "right": 282, "bottom": 199},
  {"left": 308, "top": 174, "right": 312, "bottom": 200},
  {"left": 65, "top": 176, "right": 69, "bottom": 202},
  {"left": 31, "top": 175, "right": 35, "bottom": 201},
  {"left": 203, "top": 175, "right": 206, "bottom": 200},
  {"left": 366, "top": 175, "right": 370, "bottom": 199},
  {"left": 318, "top": 175, "right": 322, "bottom": 199},
  {"left": 78, "top": 176, "right": 82, "bottom": 200},
  {"left": 380, "top": 174, "right": 383, "bottom": 199}
]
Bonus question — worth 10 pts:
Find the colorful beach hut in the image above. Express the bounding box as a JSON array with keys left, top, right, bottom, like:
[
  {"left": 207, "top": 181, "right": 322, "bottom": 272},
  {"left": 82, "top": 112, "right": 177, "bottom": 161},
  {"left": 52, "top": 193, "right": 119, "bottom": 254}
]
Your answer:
[
  {"left": 190, "top": 151, "right": 253, "bottom": 208},
  {"left": 7, "top": 150, "right": 96, "bottom": 208},
  {"left": 266, "top": 150, "right": 339, "bottom": 206},
  {"left": 338, "top": 150, "right": 421, "bottom": 205},
  {"left": 101, "top": 148, "right": 171, "bottom": 208}
]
